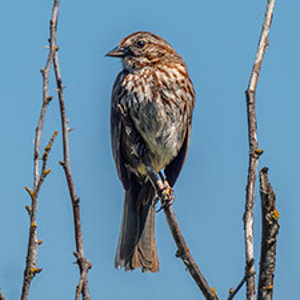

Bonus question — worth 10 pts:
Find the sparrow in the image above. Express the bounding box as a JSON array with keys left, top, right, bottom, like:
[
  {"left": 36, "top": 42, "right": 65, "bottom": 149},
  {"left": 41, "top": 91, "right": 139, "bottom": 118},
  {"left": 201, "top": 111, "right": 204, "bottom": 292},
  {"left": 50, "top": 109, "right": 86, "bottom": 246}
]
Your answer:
[{"left": 107, "top": 31, "right": 195, "bottom": 272}]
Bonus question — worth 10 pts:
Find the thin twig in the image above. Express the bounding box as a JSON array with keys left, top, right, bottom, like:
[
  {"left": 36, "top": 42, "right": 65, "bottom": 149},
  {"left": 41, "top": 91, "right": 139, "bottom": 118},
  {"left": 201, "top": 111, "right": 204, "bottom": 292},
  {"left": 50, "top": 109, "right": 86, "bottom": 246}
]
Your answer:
[
  {"left": 163, "top": 202, "right": 218, "bottom": 299},
  {"left": 74, "top": 252, "right": 92, "bottom": 300},
  {"left": 243, "top": 0, "right": 276, "bottom": 299},
  {"left": 258, "top": 167, "right": 279, "bottom": 300},
  {"left": 35, "top": 131, "right": 58, "bottom": 195},
  {"left": 119, "top": 107, "right": 218, "bottom": 300},
  {"left": 21, "top": 131, "right": 57, "bottom": 300},
  {"left": 228, "top": 275, "right": 246, "bottom": 300},
  {"left": 33, "top": 1, "right": 58, "bottom": 189},
  {"left": 51, "top": 1, "right": 91, "bottom": 298},
  {"left": 20, "top": 1, "right": 60, "bottom": 298}
]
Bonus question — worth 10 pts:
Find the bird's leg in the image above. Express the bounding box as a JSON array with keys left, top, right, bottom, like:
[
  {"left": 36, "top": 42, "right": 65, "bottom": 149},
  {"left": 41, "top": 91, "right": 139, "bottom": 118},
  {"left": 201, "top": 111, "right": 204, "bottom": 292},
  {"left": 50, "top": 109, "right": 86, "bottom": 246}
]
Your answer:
[
  {"left": 143, "top": 161, "right": 174, "bottom": 211},
  {"left": 158, "top": 171, "right": 174, "bottom": 207},
  {"left": 157, "top": 181, "right": 175, "bottom": 212}
]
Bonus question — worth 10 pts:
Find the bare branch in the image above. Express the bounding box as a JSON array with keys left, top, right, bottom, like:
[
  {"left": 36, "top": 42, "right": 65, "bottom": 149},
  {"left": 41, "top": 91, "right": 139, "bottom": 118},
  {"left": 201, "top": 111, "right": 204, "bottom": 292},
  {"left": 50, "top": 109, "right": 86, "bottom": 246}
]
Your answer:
[
  {"left": 51, "top": 1, "right": 91, "bottom": 298},
  {"left": 35, "top": 131, "right": 58, "bottom": 195},
  {"left": 163, "top": 199, "right": 218, "bottom": 299},
  {"left": 118, "top": 106, "right": 218, "bottom": 300},
  {"left": 74, "top": 252, "right": 92, "bottom": 300},
  {"left": 243, "top": 0, "right": 276, "bottom": 299},
  {"left": 33, "top": 0, "right": 58, "bottom": 189},
  {"left": 21, "top": 131, "right": 57, "bottom": 300},
  {"left": 20, "top": 1, "right": 60, "bottom": 297},
  {"left": 258, "top": 168, "right": 279, "bottom": 300},
  {"left": 227, "top": 275, "right": 246, "bottom": 300}
]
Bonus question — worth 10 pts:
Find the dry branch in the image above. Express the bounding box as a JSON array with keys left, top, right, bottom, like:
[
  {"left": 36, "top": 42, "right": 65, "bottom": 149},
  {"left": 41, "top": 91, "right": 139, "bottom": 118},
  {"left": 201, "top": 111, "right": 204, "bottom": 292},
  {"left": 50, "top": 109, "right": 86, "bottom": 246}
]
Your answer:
[
  {"left": 51, "top": 1, "right": 91, "bottom": 298},
  {"left": 258, "top": 168, "right": 279, "bottom": 300},
  {"left": 21, "top": 131, "right": 57, "bottom": 300},
  {"left": 162, "top": 198, "right": 218, "bottom": 300},
  {"left": 243, "top": 0, "right": 276, "bottom": 299},
  {"left": 20, "top": 1, "right": 60, "bottom": 297},
  {"left": 74, "top": 252, "right": 92, "bottom": 300},
  {"left": 227, "top": 276, "right": 246, "bottom": 300}
]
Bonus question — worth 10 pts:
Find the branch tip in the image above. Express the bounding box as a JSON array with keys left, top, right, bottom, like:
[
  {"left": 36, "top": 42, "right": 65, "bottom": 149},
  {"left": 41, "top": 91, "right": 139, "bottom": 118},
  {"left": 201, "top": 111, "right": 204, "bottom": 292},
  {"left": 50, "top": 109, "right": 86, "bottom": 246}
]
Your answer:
[{"left": 25, "top": 205, "right": 32, "bottom": 215}]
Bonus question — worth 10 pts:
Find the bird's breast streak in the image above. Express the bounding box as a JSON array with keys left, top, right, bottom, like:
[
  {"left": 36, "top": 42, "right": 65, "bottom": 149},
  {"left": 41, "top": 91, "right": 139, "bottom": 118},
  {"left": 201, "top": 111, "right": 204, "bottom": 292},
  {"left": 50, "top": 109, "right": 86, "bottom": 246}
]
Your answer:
[{"left": 126, "top": 84, "right": 185, "bottom": 172}]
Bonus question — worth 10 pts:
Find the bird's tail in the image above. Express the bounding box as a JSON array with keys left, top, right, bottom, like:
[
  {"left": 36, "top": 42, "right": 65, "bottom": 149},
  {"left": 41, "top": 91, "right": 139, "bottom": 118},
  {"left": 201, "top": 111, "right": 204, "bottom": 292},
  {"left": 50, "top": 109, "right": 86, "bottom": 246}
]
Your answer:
[{"left": 115, "top": 180, "right": 159, "bottom": 272}]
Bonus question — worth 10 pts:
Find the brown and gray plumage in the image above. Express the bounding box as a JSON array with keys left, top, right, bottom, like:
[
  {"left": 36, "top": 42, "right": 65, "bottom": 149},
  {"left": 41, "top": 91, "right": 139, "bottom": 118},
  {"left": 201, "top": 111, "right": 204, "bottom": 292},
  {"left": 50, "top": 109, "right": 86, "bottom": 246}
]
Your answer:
[{"left": 107, "top": 31, "right": 195, "bottom": 272}]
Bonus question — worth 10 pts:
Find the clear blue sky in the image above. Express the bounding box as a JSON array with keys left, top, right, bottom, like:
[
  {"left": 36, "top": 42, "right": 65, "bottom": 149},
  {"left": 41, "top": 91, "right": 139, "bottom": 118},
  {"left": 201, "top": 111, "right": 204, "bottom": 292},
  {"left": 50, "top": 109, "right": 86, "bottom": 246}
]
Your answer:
[{"left": 0, "top": 0, "right": 299, "bottom": 299}]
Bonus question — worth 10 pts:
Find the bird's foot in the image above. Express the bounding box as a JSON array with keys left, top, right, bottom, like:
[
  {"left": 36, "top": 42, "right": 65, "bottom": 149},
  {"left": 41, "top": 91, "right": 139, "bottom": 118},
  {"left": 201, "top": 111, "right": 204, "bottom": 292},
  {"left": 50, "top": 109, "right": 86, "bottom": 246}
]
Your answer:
[{"left": 156, "top": 181, "right": 174, "bottom": 212}]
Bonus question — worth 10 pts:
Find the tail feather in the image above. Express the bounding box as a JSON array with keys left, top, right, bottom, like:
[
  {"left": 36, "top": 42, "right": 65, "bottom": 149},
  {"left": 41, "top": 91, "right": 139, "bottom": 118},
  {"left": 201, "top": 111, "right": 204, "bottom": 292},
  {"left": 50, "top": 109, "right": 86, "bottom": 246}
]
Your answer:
[{"left": 115, "top": 180, "right": 159, "bottom": 272}]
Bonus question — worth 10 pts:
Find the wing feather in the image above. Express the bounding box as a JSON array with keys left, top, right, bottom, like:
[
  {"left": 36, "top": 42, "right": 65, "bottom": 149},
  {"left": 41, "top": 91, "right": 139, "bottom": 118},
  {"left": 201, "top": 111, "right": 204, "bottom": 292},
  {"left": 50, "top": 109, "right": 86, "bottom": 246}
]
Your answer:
[
  {"left": 110, "top": 70, "right": 130, "bottom": 190},
  {"left": 164, "top": 123, "right": 191, "bottom": 187}
]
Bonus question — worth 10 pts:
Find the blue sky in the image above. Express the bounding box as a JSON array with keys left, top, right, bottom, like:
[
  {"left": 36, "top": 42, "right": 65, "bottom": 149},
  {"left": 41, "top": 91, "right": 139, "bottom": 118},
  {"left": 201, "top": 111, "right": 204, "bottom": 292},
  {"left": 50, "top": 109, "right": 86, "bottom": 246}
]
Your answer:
[{"left": 0, "top": 0, "right": 299, "bottom": 299}]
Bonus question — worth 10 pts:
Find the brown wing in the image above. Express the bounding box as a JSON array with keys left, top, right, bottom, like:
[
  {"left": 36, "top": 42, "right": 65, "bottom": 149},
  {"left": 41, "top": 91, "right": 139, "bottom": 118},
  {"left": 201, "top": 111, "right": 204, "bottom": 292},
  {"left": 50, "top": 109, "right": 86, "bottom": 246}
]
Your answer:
[
  {"left": 110, "top": 70, "right": 130, "bottom": 190},
  {"left": 164, "top": 123, "right": 191, "bottom": 187}
]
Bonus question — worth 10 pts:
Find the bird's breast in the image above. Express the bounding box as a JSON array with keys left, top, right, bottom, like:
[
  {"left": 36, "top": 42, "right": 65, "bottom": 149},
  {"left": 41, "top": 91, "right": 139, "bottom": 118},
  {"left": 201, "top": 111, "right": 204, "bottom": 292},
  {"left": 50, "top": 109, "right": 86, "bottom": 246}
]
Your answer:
[{"left": 120, "top": 66, "right": 193, "bottom": 172}]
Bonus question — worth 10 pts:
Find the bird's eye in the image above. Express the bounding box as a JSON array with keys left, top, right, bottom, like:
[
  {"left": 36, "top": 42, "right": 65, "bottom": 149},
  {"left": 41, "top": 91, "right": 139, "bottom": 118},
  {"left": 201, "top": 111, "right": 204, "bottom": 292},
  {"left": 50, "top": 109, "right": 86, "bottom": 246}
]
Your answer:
[{"left": 136, "top": 40, "right": 146, "bottom": 48}]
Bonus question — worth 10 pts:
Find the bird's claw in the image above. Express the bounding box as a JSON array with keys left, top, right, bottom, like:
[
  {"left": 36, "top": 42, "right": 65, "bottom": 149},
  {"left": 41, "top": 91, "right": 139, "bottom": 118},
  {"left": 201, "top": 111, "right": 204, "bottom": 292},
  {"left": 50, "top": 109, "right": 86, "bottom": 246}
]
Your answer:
[{"left": 156, "top": 181, "right": 174, "bottom": 212}]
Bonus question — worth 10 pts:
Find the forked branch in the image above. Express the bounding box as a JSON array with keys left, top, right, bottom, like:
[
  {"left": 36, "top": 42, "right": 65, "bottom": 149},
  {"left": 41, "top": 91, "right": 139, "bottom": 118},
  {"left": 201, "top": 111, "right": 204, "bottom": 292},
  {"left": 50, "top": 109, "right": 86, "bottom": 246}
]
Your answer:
[
  {"left": 20, "top": 0, "right": 60, "bottom": 297},
  {"left": 243, "top": 0, "right": 276, "bottom": 299},
  {"left": 51, "top": 1, "right": 91, "bottom": 298}
]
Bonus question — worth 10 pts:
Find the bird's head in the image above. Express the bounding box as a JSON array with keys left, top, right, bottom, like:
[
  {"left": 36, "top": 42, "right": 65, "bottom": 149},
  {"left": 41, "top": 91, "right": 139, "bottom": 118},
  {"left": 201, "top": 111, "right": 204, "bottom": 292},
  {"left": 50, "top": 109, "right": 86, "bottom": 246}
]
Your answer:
[{"left": 106, "top": 31, "right": 182, "bottom": 71}]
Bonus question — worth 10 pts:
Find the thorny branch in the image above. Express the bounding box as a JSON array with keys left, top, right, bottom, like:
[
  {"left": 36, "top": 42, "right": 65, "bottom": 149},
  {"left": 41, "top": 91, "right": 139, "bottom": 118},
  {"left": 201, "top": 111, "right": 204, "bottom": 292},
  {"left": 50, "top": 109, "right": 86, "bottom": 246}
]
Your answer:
[
  {"left": 118, "top": 106, "right": 218, "bottom": 300},
  {"left": 20, "top": 0, "right": 60, "bottom": 298},
  {"left": 51, "top": 1, "right": 91, "bottom": 298},
  {"left": 258, "top": 168, "right": 279, "bottom": 300},
  {"left": 243, "top": 0, "right": 276, "bottom": 299}
]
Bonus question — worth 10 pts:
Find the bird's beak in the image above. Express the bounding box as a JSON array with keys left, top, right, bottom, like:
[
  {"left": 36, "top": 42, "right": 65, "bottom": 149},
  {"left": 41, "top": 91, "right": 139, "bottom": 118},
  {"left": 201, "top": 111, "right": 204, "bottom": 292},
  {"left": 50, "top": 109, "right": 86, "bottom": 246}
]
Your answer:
[{"left": 105, "top": 46, "right": 127, "bottom": 58}]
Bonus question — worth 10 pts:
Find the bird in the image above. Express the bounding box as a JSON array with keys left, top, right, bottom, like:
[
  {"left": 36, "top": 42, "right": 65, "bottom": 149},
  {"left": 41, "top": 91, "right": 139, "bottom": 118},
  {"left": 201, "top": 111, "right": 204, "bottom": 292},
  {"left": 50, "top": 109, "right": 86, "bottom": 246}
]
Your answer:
[{"left": 106, "top": 31, "right": 195, "bottom": 272}]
